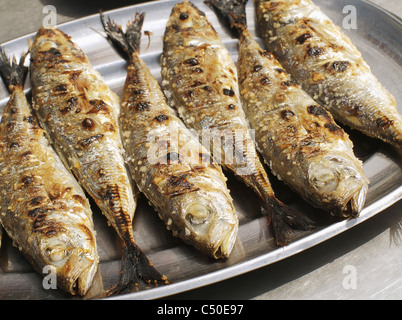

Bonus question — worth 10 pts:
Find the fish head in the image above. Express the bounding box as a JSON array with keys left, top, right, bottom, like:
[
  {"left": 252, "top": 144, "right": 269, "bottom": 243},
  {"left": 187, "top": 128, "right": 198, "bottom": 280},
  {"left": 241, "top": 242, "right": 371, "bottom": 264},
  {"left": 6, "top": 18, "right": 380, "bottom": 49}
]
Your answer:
[
  {"left": 169, "top": 188, "right": 238, "bottom": 259},
  {"left": 308, "top": 155, "right": 369, "bottom": 218},
  {"left": 39, "top": 224, "right": 98, "bottom": 296}
]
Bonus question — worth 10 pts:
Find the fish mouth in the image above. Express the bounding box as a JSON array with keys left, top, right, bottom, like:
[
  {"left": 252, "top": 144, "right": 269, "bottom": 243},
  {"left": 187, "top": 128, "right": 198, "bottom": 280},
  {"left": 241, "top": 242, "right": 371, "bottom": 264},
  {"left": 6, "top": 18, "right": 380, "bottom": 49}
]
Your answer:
[
  {"left": 60, "top": 251, "right": 98, "bottom": 296},
  {"left": 338, "top": 183, "right": 368, "bottom": 218},
  {"left": 208, "top": 219, "right": 239, "bottom": 259}
]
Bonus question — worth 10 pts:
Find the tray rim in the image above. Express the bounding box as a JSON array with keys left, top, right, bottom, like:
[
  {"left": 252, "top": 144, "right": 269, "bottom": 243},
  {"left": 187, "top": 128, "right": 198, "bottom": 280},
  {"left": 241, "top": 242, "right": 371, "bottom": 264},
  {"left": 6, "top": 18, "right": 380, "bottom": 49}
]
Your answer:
[{"left": 0, "top": 0, "right": 401, "bottom": 300}]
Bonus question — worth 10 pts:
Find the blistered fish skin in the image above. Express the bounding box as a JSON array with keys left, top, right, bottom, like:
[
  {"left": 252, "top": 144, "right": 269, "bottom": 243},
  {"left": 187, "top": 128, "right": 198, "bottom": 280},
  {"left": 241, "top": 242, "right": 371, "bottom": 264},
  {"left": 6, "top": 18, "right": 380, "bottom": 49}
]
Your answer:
[{"left": 255, "top": 0, "right": 402, "bottom": 152}]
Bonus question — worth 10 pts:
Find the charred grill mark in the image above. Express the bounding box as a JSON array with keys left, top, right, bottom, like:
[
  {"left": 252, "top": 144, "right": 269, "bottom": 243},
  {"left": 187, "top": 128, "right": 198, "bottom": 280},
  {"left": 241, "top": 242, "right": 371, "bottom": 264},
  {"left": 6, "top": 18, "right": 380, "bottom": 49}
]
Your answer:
[
  {"left": 324, "top": 123, "right": 343, "bottom": 134},
  {"left": 281, "top": 80, "right": 296, "bottom": 87},
  {"left": 260, "top": 77, "right": 271, "bottom": 85},
  {"left": 166, "top": 174, "right": 200, "bottom": 197},
  {"left": 21, "top": 151, "right": 32, "bottom": 158},
  {"left": 223, "top": 88, "right": 235, "bottom": 96},
  {"left": 203, "top": 85, "right": 213, "bottom": 92},
  {"left": 72, "top": 194, "right": 86, "bottom": 206},
  {"left": 9, "top": 142, "right": 19, "bottom": 149},
  {"left": 136, "top": 101, "right": 150, "bottom": 111},
  {"left": 280, "top": 109, "right": 295, "bottom": 120},
  {"left": 132, "top": 89, "right": 143, "bottom": 95},
  {"left": 154, "top": 114, "right": 169, "bottom": 122},
  {"left": 82, "top": 118, "right": 95, "bottom": 130},
  {"left": 184, "top": 58, "right": 198, "bottom": 66},
  {"left": 23, "top": 116, "right": 36, "bottom": 125},
  {"left": 68, "top": 70, "right": 82, "bottom": 81},
  {"left": 307, "top": 105, "right": 331, "bottom": 120},
  {"left": 67, "top": 97, "right": 78, "bottom": 107},
  {"left": 40, "top": 47, "right": 62, "bottom": 59},
  {"left": 22, "top": 175, "right": 35, "bottom": 185},
  {"left": 87, "top": 99, "right": 109, "bottom": 114},
  {"left": 77, "top": 134, "right": 104, "bottom": 148},
  {"left": 259, "top": 49, "right": 273, "bottom": 59},
  {"left": 28, "top": 206, "right": 48, "bottom": 218},
  {"left": 324, "top": 61, "right": 350, "bottom": 72},
  {"left": 193, "top": 67, "right": 203, "bottom": 73},
  {"left": 54, "top": 84, "right": 67, "bottom": 93},
  {"left": 307, "top": 46, "right": 324, "bottom": 57},
  {"left": 30, "top": 196, "right": 44, "bottom": 206},
  {"left": 275, "top": 68, "right": 286, "bottom": 73},
  {"left": 377, "top": 117, "right": 394, "bottom": 128},
  {"left": 180, "top": 12, "right": 189, "bottom": 20},
  {"left": 228, "top": 104, "right": 236, "bottom": 110},
  {"left": 10, "top": 107, "right": 17, "bottom": 114},
  {"left": 296, "top": 33, "right": 313, "bottom": 44},
  {"left": 163, "top": 152, "right": 181, "bottom": 164},
  {"left": 253, "top": 65, "right": 262, "bottom": 72},
  {"left": 98, "top": 185, "right": 120, "bottom": 201}
]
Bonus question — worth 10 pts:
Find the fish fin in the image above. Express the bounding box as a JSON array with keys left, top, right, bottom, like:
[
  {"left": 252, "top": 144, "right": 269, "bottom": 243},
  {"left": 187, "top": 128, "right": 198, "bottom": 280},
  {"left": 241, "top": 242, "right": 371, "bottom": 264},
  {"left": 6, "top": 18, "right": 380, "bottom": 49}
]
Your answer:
[
  {"left": 99, "top": 10, "right": 145, "bottom": 59},
  {"left": 96, "top": 242, "right": 168, "bottom": 298},
  {"left": 205, "top": 0, "right": 248, "bottom": 33},
  {"left": 0, "top": 48, "right": 28, "bottom": 92},
  {"left": 267, "top": 198, "right": 316, "bottom": 246}
]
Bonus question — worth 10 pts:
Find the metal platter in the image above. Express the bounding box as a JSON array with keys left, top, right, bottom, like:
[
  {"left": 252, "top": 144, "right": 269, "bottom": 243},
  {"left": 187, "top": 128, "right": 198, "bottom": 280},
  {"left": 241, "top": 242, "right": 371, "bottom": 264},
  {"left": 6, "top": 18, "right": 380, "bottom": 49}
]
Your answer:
[{"left": 0, "top": 0, "right": 401, "bottom": 300}]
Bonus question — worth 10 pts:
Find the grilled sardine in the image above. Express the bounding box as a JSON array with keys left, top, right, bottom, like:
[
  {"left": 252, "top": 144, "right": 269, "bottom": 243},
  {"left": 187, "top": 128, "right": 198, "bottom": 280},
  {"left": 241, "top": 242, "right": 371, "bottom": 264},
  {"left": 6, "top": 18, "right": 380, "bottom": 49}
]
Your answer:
[
  {"left": 255, "top": 0, "right": 402, "bottom": 152},
  {"left": 30, "top": 27, "right": 167, "bottom": 295},
  {"left": 207, "top": 0, "right": 369, "bottom": 217},
  {"left": 0, "top": 49, "right": 99, "bottom": 296},
  {"left": 161, "top": 0, "right": 315, "bottom": 245},
  {"left": 100, "top": 12, "right": 238, "bottom": 260}
]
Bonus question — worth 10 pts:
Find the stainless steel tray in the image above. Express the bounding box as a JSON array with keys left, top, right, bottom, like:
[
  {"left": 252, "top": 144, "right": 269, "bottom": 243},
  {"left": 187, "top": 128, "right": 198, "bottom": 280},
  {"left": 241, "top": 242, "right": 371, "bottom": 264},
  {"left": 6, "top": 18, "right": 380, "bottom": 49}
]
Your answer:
[{"left": 0, "top": 0, "right": 401, "bottom": 300}]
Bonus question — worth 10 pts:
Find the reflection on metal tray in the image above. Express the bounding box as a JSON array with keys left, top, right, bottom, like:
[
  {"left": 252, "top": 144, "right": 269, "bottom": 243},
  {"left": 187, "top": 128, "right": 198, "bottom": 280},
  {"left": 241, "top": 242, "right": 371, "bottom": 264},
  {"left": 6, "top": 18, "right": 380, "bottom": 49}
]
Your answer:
[{"left": 0, "top": 0, "right": 401, "bottom": 300}]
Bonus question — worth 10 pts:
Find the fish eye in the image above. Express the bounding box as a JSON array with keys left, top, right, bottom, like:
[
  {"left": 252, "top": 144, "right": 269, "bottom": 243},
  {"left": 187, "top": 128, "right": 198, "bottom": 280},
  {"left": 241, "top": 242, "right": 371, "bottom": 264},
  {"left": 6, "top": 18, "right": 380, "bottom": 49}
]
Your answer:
[
  {"left": 45, "top": 244, "right": 68, "bottom": 262},
  {"left": 185, "top": 203, "right": 210, "bottom": 225}
]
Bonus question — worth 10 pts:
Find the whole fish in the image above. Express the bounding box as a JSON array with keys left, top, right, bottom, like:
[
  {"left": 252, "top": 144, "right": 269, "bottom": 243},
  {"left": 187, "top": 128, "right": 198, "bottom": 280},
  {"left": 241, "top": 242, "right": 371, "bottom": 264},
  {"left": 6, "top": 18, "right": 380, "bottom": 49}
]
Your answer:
[
  {"left": 30, "top": 27, "right": 167, "bottom": 295},
  {"left": 100, "top": 12, "right": 238, "bottom": 260},
  {"left": 161, "top": 0, "right": 315, "bottom": 246},
  {"left": 255, "top": 0, "right": 402, "bottom": 152},
  {"left": 207, "top": 0, "right": 369, "bottom": 217},
  {"left": 0, "top": 49, "right": 99, "bottom": 296}
]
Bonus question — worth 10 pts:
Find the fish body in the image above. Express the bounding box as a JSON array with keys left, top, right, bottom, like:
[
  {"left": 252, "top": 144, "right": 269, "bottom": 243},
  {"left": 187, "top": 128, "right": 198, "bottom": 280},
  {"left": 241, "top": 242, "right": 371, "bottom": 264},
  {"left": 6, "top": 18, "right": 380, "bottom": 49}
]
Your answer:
[
  {"left": 207, "top": 0, "right": 369, "bottom": 217},
  {"left": 0, "top": 50, "right": 98, "bottom": 296},
  {"left": 162, "top": 1, "right": 315, "bottom": 245},
  {"left": 30, "top": 27, "right": 166, "bottom": 294},
  {"left": 255, "top": 0, "right": 402, "bottom": 152},
  {"left": 101, "top": 13, "right": 238, "bottom": 259}
]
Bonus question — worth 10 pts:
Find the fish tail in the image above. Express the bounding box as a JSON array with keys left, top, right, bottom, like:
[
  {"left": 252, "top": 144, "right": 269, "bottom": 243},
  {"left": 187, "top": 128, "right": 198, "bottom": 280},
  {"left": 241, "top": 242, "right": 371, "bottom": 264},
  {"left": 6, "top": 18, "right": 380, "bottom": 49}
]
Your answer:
[
  {"left": 205, "top": 0, "right": 248, "bottom": 33},
  {"left": 99, "top": 10, "right": 145, "bottom": 59},
  {"left": 266, "top": 197, "right": 316, "bottom": 246},
  {"left": 97, "top": 241, "right": 169, "bottom": 297},
  {"left": 0, "top": 48, "right": 28, "bottom": 92}
]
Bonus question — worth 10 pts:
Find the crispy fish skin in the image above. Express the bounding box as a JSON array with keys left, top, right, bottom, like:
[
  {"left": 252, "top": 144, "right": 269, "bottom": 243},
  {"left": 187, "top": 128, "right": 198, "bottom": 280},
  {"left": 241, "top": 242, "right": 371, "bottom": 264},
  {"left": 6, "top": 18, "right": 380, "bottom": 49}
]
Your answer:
[
  {"left": 0, "top": 50, "right": 98, "bottom": 296},
  {"left": 255, "top": 0, "right": 402, "bottom": 152},
  {"left": 162, "top": 0, "right": 315, "bottom": 245},
  {"left": 101, "top": 13, "right": 238, "bottom": 259},
  {"left": 30, "top": 27, "right": 166, "bottom": 294},
  {"left": 239, "top": 27, "right": 368, "bottom": 215}
]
